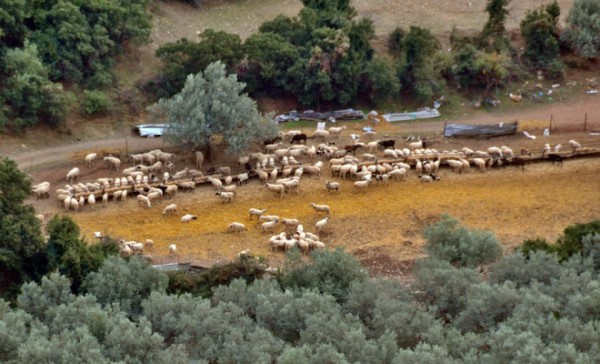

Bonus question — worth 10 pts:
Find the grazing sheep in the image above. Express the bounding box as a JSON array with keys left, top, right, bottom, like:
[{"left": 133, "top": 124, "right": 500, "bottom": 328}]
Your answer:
[
  {"left": 33, "top": 183, "right": 50, "bottom": 200},
  {"left": 325, "top": 180, "right": 340, "bottom": 193},
  {"left": 388, "top": 167, "right": 407, "bottom": 181},
  {"left": 311, "top": 130, "right": 330, "bottom": 140},
  {"left": 147, "top": 191, "right": 162, "bottom": 203},
  {"left": 302, "top": 166, "right": 321, "bottom": 179},
  {"left": 310, "top": 203, "right": 330, "bottom": 214},
  {"left": 290, "top": 133, "right": 308, "bottom": 144},
  {"left": 281, "top": 218, "right": 300, "bottom": 229},
  {"left": 168, "top": 244, "right": 177, "bottom": 255},
  {"left": 164, "top": 184, "right": 178, "bottom": 199},
  {"left": 66, "top": 167, "right": 80, "bottom": 184},
  {"left": 446, "top": 159, "right": 465, "bottom": 173},
  {"left": 259, "top": 215, "right": 280, "bottom": 222},
  {"left": 85, "top": 153, "right": 97, "bottom": 168},
  {"left": 181, "top": 214, "right": 197, "bottom": 223},
  {"left": 162, "top": 203, "right": 178, "bottom": 216},
  {"left": 120, "top": 244, "right": 133, "bottom": 257},
  {"left": 150, "top": 161, "right": 163, "bottom": 173},
  {"left": 227, "top": 222, "right": 246, "bottom": 233},
  {"left": 177, "top": 181, "right": 196, "bottom": 193},
  {"left": 249, "top": 208, "right": 267, "bottom": 220},
  {"left": 261, "top": 219, "right": 279, "bottom": 233},
  {"left": 216, "top": 191, "right": 234, "bottom": 203},
  {"left": 137, "top": 195, "right": 152, "bottom": 208},
  {"left": 104, "top": 156, "right": 121, "bottom": 171},
  {"left": 472, "top": 158, "right": 487, "bottom": 171},
  {"left": 315, "top": 217, "right": 329, "bottom": 234},
  {"left": 266, "top": 183, "right": 285, "bottom": 199},
  {"left": 222, "top": 184, "right": 237, "bottom": 195},
  {"left": 129, "top": 154, "right": 144, "bottom": 165},
  {"left": 353, "top": 180, "right": 369, "bottom": 192},
  {"left": 145, "top": 239, "right": 154, "bottom": 248}
]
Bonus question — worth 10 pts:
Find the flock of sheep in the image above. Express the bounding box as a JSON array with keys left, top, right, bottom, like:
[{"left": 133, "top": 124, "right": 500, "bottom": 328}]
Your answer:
[{"left": 31, "top": 121, "right": 588, "bottom": 259}]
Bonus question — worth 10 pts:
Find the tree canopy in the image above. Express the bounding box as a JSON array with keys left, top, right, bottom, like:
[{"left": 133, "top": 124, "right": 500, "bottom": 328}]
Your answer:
[{"left": 149, "top": 61, "right": 277, "bottom": 154}]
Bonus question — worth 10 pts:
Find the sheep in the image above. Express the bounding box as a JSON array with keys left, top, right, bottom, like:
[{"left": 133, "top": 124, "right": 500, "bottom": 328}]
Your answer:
[
  {"left": 310, "top": 203, "right": 330, "bottom": 214},
  {"left": 128, "top": 242, "right": 144, "bottom": 254},
  {"left": 194, "top": 151, "right": 204, "bottom": 169},
  {"left": 472, "top": 158, "right": 487, "bottom": 171},
  {"left": 388, "top": 168, "right": 407, "bottom": 181},
  {"left": 164, "top": 184, "right": 178, "bottom": 199},
  {"left": 143, "top": 152, "right": 157, "bottom": 165},
  {"left": 378, "top": 140, "right": 395, "bottom": 149},
  {"left": 144, "top": 239, "right": 154, "bottom": 248},
  {"left": 487, "top": 146, "right": 503, "bottom": 159},
  {"left": 32, "top": 184, "right": 50, "bottom": 200},
  {"left": 137, "top": 195, "right": 152, "bottom": 208},
  {"left": 266, "top": 183, "right": 285, "bottom": 199},
  {"left": 568, "top": 139, "right": 582, "bottom": 152},
  {"left": 325, "top": 180, "right": 340, "bottom": 193},
  {"left": 147, "top": 191, "right": 162, "bottom": 203},
  {"left": 222, "top": 184, "right": 237, "bottom": 195},
  {"left": 181, "top": 214, "right": 197, "bottom": 223},
  {"left": 177, "top": 181, "right": 196, "bottom": 193},
  {"left": 227, "top": 222, "right": 246, "bottom": 233},
  {"left": 249, "top": 208, "right": 267, "bottom": 220},
  {"left": 129, "top": 154, "right": 144, "bottom": 165},
  {"left": 218, "top": 166, "right": 232, "bottom": 176},
  {"left": 312, "top": 130, "right": 331, "bottom": 141},
  {"left": 216, "top": 191, "right": 235, "bottom": 203},
  {"left": 66, "top": 167, "right": 80, "bottom": 184},
  {"left": 281, "top": 218, "right": 300, "bottom": 229},
  {"left": 328, "top": 125, "right": 347, "bottom": 139},
  {"left": 162, "top": 203, "right": 178, "bottom": 216},
  {"left": 353, "top": 180, "right": 369, "bottom": 192},
  {"left": 259, "top": 215, "right": 280, "bottom": 222},
  {"left": 409, "top": 140, "right": 425, "bottom": 150},
  {"left": 102, "top": 192, "right": 108, "bottom": 204},
  {"left": 85, "top": 153, "right": 98, "bottom": 168},
  {"left": 87, "top": 194, "right": 96, "bottom": 210},
  {"left": 257, "top": 170, "right": 269, "bottom": 184},
  {"left": 168, "top": 244, "right": 177, "bottom": 255},
  {"left": 120, "top": 244, "right": 133, "bottom": 257},
  {"left": 302, "top": 166, "right": 321, "bottom": 179},
  {"left": 282, "top": 178, "right": 300, "bottom": 194},
  {"left": 104, "top": 156, "right": 121, "bottom": 171},
  {"left": 446, "top": 159, "right": 465, "bottom": 173},
  {"left": 237, "top": 172, "right": 249, "bottom": 185},
  {"left": 261, "top": 219, "right": 279, "bottom": 233},
  {"left": 384, "top": 149, "right": 398, "bottom": 159},
  {"left": 548, "top": 153, "right": 563, "bottom": 167},
  {"left": 315, "top": 217, "right": 329, "bottom": 234},
  {"left": 290, "top": 133, "right": 307, "bottom": 144},
  {"left": 150, "top": 161, "right": 163, "bottom": 173}
]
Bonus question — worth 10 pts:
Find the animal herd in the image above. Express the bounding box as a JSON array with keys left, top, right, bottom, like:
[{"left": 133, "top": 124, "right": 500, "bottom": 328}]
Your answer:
[{"left": 30, "top": 125, "right": 590, "bottom": 260}]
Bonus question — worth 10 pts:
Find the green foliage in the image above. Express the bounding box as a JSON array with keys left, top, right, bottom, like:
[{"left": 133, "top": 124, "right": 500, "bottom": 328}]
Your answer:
[
  {"left": 423, "top": 214, "right": 503, "bottom": 267},
  {"left": 556, "top": 220, "right": 600, "bottom": 260},
  {"left": 489, "top": 251, "right": 563, "bottom": 287},
  {"left": 479, "top": 0, "right": 512, "bottom": 52},
  {"left": 167, "top": 255, "right": 267, "bottom": 297},
  {"left": 80, "top": 90, "right": 112, "bottom": 116},
  {"left": 387, "top": 26, "right": 405, "bottom": 57},
  {"left": 364, "top": 55, "right": 401, "bottom": 106},
  {"left": 0, "top": 158, "right": 46, "bottom": 302},
  {"left": 561, "top": 0, "right": 600, "bottom": 59},
  {"left": 1, "top": 42, "right": 73, "bottom": 130},
  {"left": 83, "top": 256, "right": 168, "bottom": 317},
  {"left": 278, "top": 247, "right": 368, "bottom": 303},
  {"left": 520, "top": 237, "right": 556, "bottom": 256},
  {"left": 153, "top": 30, "right": 243, "bottom": 98},
  {"left": 45, "top": 215, "right": 116, "bottom": 293},
  {"left": 399, "top": 26, "right": 442, "bottom": 103},
  {"left": 520, "top": 2, "right": 564, "bottom": 77},
  {"left": 149, "top": 61, "right": 278, "bottom": 154}
]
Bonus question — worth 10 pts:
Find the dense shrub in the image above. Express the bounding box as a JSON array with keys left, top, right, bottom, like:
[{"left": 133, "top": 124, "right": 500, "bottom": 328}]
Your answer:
[
  {"left": 561, "top": 0, "right": 600, "bottom": 59},
  {"left": 423, "top": 214, "right": 503, "bottom": 267},
  {"left": 80, "top": 90, "right": 113, "bottom": 116}
]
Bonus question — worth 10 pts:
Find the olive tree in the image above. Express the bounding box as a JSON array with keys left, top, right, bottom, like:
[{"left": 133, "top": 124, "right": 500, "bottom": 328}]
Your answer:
[{"left": 149, "top": 61, "right": 277, "bottom": 155}]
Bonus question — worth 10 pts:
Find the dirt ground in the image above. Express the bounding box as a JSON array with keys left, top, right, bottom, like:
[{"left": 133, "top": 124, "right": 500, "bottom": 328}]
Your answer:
[{"left": 26, "top": 122, "right": 600, "bottom": 276}]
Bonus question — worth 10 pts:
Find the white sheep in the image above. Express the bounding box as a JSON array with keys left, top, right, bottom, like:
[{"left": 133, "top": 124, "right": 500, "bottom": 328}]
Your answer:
[
  {"left": 409, "top": 140, "right": 423, "bottom": 150},
  {"left": 181, "top": 214, "right": 197, "bottom": 223},
  {"left": 32, "top": 184, "right": 50, "bottom": 199},
  {"left": 104, "top": 156, "right": 121, "bottom": 171},
  {"left": 168, "top": 244, "right": 177, "bottom": 255},
  {"left": 222, "top": 184, "right": 237, "bottom": 195},
  {"left": 568, "top": 139, "right": 582, "bottom": 151},
  {"left": 353, "top": 180, "right": 369, "bottom": 192},
  {"left": 315, "top": 217, "right": 329, "bottom": 234},
  {"left": 145, "top": 239, "right": 154, "bottom": 248},
  {"left": 281, "top": 218, "right": 300, "bottom": 229},
  {"left": 259, "top": 215, "right": 280, "bottom": 223},
  {"left": 87, "top": 194, "right": 96, "bottom": 209},
  {"left": 266, "top": 183, "right": 285, "bottom": 199},
  {"left": 85, "top": 153, "right": 97, "bottom": 168},
  {"left": 310, "top": 203, "right": 330, "bottom": 214},
  {"left": 311, "top": 130, "right": 330, "bottom": 140},
  {"left": 261, "top": 219, "right": 279, "bottom": 233},
  {"left": 162, "top": 203, "right": 178, "bottom": 216},
  {"left": 195, "top": 151, "right": 204, "bottom": 169},
  {"left": 388, "top": 168, "right": 407, "bottom": 181},
  {"left": 249, "top": 208, "right": 267, "bottom": 220},
  {"left": 216, "top": 191, "right": 234, "bottom": 203},
  {"left": 446, "top": 159, "right": 465, "bottom": 173},
  {"left": 325, "top": 180, "right": 340, "bottom": 192},
  {"left": 137, "top": 194, "right": 151, "bottom": 208},
  {"left": 472, "top": 158, "right": 487, "bottom": 171},
  {"left": 165, "top": 185, "right": 178, "bottom": 199},
  {"left": 328, "top": 125, "right": 347, "bottom": 139},
  {"left": 66, "top": 167, "right": 80, "bottom": 184},
  {"left": 237, "top": 172, "right": 249, "bottom": 185},
  {"left": 227, "top": 222, "right": 246, "bottom": 233},
  {"left": 177, "top": 181, "right": 196, "bottom": 193}
]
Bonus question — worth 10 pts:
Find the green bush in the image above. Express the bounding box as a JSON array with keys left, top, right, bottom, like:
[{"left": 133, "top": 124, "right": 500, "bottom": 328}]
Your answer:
[
  {"left": 561, "top": 0, "right": 600, "bottom": 59},
  {"left": 556, "top": 220, "right": 600, "bottom": 261},
  {"left": 423, "top": 214, "right": 503, "bottom": 268},
  {"left": 80, "top": 90, "right": 112, "bottom": 116}
]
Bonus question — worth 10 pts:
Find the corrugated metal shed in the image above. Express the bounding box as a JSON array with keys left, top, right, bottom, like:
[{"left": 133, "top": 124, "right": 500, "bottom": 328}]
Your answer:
[{"left": 444, "top": 121, "right": 518, "bottom": 138}]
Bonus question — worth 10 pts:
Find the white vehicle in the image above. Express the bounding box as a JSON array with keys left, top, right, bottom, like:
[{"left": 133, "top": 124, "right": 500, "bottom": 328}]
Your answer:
[{"left": 133, "top": 124, "right": 168, "bottom": 137}]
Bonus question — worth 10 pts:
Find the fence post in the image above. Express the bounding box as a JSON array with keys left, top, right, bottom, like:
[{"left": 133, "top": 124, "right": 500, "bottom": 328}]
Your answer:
[
  {"left": 549, "top": 114, "right": 553, "bottom": 132},
  {"left": 443, "top": 120, "right": 447, "bottom": 137},
  {"left": 125, "top": 137, "right": 128, "bottom": 156},
  {"left": 584, "top": 113, "right": 588, "bottom": 132}
]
